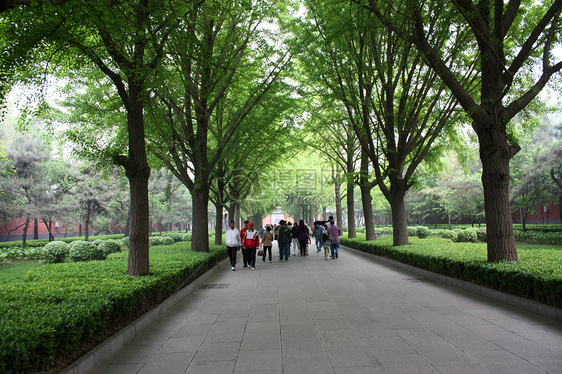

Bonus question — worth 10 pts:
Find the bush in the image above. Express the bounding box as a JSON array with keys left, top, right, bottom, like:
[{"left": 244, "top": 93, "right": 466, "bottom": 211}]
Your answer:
[
  {"left": 416, "top": 226, "right": 431, "bottom": 239},
  {"left": 378, "top": 227, "right": 393, "bottom": 236},
  {"left": 182, "top": 233, "right": 192, "bottom": 242},
  {"left": 97, "top": 239, "right": 121, "bottom": 256},
  {"left": 160, "top": 236, "right": 175, "bottom": 246},
  {"left": 42, "top": 241, "right": 70, "bottom": 264},
  {"left": 120, "top": 236, "right": 130, "bottom": 248},
  {"left": 340, "top": 235, "right": 562, "bottom": 309},
  {"left": 163, "top": 232, "right": 184, "bottom": 242},
  {"left": 476, "top": 228, "right": 487, "bottom": 242},
  {"left": 407, "top": 226, "right": 418, "bottom": 236},
  {"left": 69, "top": 241, "right": 106, "bottom": 262},
  {"left": 0, "top": 243, "right": 227, "bottom": 373},
  {"left": 442, "top": 230, "right": 457, "bottom": 241},
  {"left": 0, "top": 246, "right": 44, "bottom": 264},
  {"left": 454, "top": 229, "right": 478, "bottom": 243},
  {"left": 149, "top": 236, "right": 163, "bottom": 247}
]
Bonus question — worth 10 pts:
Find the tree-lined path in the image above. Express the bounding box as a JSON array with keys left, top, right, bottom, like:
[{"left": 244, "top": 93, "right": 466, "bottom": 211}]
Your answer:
[{"left": 81, "top": 245, "right": 562, "bottom": 374}]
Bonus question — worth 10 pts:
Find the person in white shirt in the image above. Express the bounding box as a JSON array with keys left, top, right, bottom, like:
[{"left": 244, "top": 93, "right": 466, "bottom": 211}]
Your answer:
[{"left": 223, "top": 214, "right": 241, "bottom": 271}]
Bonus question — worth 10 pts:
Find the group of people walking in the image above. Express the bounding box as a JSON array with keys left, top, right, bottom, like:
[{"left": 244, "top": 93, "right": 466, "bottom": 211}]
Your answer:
[{"left": 223, "top": 214, "right": 341, "bottom": 271}]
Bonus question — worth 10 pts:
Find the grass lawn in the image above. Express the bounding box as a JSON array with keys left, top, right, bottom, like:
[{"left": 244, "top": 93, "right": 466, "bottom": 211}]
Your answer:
[{"left": 0, "top": 260, "right": 44, "bottom": 285}]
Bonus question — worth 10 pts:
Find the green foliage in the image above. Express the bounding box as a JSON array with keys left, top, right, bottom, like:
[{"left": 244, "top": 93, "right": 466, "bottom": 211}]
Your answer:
[
  {"left": 0, "top": 243, "right": 227, "bottom": 373},
  {"left": 120, "top": 236, "right": 130, "bottom": 248},
  {"left": 42, "top": 241, "right": 70, "bottom": 264},
  {"left": 68, "top": 240, "right": 105, "bottom": 262},
  {"left": 149, "top": 236, "right": 163, "bottom": 247},
  {"left": 341, "top": 236, "right": 562, "bottom": 308},
  {"left": 97, "top": 239, "right": 121, "bottom": 256},
  {"left": 159, "top": 236, "right": 175, "bottom": 246},
  {"left": 163, "top": 232, "right": 183, "bottom": 243},
  {"left": 454, "top": 229, "right": 479, "bottom": 243},
  {"left": 182, "top": 233, "right": 192, "bottom": 242},
  {"left": 476, "top": 228, "right": 487, "bottom": 243},
  {"left": 416, "top": 226, "right": 431, "bottom": 239},
  {"left": 514, "top": 230, "right": 562, "bottom": 245},
  {"left": 0, "top": 246, "right": 44, "bottom": 264},
  {"left": 442, "top": 230, "right": 458, "bottom": 241}
]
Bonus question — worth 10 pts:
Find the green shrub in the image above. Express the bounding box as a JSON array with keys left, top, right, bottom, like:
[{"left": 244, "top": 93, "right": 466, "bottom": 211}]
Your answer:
[
  {"left": 69, "top": 241, "right": 106, "bottom": 262},
  {"left": 416, "top": 226, "right": 431, "bottom": 239},
  {"left": 97, "top": 239, "right": 121, "bottom": 256},
  {"left": 442, "top": 230, "right": 457, "bottom": 241},
  {"left": 92, "top": 239, "right": 104, "bottom": 248},
  {"left": 407, "top": 226, "right": 418, "bottom": 236},
  {"left": 454, "top": 229, "right": 478, "bottom": 243},
  {"left": 378, "top": 227, "right": 392, "bottom": 235},
  {"left": 476, "top": 228, "right": 487, "bottom": 242},
  {"left": 163, "top": 232, "right": 184, "bottom": 242},
  {"left": 149, "top": 236, "right": 163, "bottom": 247},
  {"left": 160, "top": 236, "right": 175, "bottom": 246},
  {"left": 42, "top": 241, "right": 70, "bottom": 264},
  {"left": 340, "top": 236, "right": 562, "bottom": 309},
  {"left": 182, "top": 233, "right": 192, "bottom": 242},
  {"left": 0, "top": 243, "right": 227, "bottom": 373},
  {"left": 120, "top": 236, "right": 130, "bottom": 248}
]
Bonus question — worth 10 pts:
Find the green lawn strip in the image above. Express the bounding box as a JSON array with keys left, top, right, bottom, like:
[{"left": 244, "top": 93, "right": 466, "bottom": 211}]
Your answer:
[
  {"left": 340, "top": 235, "right": 562, "bottom": 308},
  {"left": 0, "top": 242, "right": 227, "bottom": 373},
  {"left": 0, "top": 261, "right": 44, "bottom": 284}
]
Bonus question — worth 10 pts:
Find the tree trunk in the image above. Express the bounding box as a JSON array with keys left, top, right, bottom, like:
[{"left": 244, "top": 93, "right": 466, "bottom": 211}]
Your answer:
[
  {"left": 85, "top": 200, "right": 91, "bottom": 241},
  {"left": 122, "top": 97, "right": 151, "bottom": 276},
  {"left": 234, "top": 203, "right": 241, "bottom": 229},
  {"left": 33, "top": 217, "right": 38, "bottom": 240},
  {"left": 322, "top": 206, "right": 327, "bottom": 219},
  {"left": 347, "top": 177, "right": 356, "bottom": 238},
  {"left": 360, "top": 155, "right": 376, "bottom": 240},
  {"left": 191, "top": 187, "right": 210, "bottom": 252},
  {"left": 520, "top": 208, "right": 526, "bottom": 231},
  {"left": 478, "top": 131, "right": 518, "bottom": 261},
  {"left": 390, "top": 195, "right": 409, "bottom": 246},
  {"left": 448, "top": 212, "right": 452, "bottom": 230},
  {"left": 22, "top": 218, "right": 29, "bottom": 247},
  {"left": 214, "top": 199, "right": 223, "bottom": 246},
  {"left": 127, "top": 168, "right": 151, "bottom": 275},
  {"left": 333, "top": 166, "right": 343, "bottom": 229}
]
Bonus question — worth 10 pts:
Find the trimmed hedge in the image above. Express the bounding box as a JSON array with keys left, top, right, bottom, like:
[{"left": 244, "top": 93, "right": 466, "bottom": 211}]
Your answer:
[
  {"left": 42, "top": 241, "right": 70, "bottom": 264},
  {"left": 0, "top": 242, "right": 227, "bottom": 373},
  {"left": 340, "top": 235, "right": 562, "bottom": 308}
]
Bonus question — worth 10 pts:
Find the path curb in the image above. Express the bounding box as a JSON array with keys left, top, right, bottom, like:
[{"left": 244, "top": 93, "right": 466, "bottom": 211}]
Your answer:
[
  {"left": 60, "top": 257, "right": 230, "bottom": 374},
  {"left": 343, "top": 245, "right": 562, "bottom": 322}
]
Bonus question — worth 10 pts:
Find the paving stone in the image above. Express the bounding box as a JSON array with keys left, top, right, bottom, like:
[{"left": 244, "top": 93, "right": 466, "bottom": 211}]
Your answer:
[{"left": 66, "top": 244, "right": 562, "bottom": 374}]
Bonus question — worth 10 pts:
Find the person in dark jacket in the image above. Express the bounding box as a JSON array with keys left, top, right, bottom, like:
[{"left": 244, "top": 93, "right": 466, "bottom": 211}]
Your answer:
[
  {"left": 277, "top": 220, "right": 292, "bottom": 261},
  {"left": 296, "top": 220, "right": 310, "bottom": 256}
]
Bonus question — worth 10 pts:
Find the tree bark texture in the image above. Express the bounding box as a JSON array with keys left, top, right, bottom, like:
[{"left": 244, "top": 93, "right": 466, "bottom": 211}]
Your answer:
[
  {"left": 191, "top": 187, "right": 210, "bottom": 252},
  {"left": 476, "top": 124, "right": 518, "bottom": 261},
  {"left": 214, "top": 200, "right": 223, "bottom": 246},
  {"left": 390, "top": 193, "right": 409, "bottom": 246},
  {"left": 22, "top": 218, "right": 29, "bottom": 247},
  {"left": 360, "top": 154, "right": 376, "bottom": 240},
  {"left": 346, "top": 178, "right": 356, "bottom": 238},
  {"left": 33, "top": 217, "right": 38, "bottom": 240}
]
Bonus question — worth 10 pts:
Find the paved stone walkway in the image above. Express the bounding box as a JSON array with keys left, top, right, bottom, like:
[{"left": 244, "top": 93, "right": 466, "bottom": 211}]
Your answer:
[{"left": 91, "top": 243, "right": 562, "bottom": 374}]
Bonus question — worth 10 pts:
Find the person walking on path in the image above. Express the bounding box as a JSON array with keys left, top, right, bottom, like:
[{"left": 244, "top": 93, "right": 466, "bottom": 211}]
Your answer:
[
  {"left": 312, "top": 223, "right": 324, "bottom": 253},
  {"left": 223, "top": 214, "right": 241, "bottom": 271},
  {"left": 296, "top": 219, "right": 310, "bottom": 256},
  {"left": 242, "top": 222, "right": 260, "bottom": 270},
  {"left": 260, "top": 226, "right": 274, "bottom": 263},
  {"left": 277, "top": 220, "right": 292, "bottom": 261},
  {"left": 290, "top": 222, "right": 299, "bottom": 256},
  {"left": 240, "top": 220, "right": 250, "bottom": 268},
  {"left": 327, "top": 219, "right": 341, "bottom": 259},
  {"left": 321, "top": 232, "right": 331, "bottom": 260}
]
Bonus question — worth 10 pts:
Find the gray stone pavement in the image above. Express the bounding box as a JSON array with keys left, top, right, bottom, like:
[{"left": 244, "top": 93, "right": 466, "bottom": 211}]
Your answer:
[{"left": 89, "top": 243, "right": 562, "bottom": 374}]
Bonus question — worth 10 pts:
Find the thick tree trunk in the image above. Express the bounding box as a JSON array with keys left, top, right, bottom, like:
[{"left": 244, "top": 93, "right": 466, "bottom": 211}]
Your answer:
[
  {"left": 347, "top": 178, "right": 356, "bottom": 238},
  {"left": 22, "top": 218, "right": 29, "bottom": 247},
  {"left": 234, "top": 203, "right": 241, "bottom": 229},
  {"left": 123, "top": 97, "right": 151, "bottom": 276},
  {"left": 322, "top": 206, "right": 327, "bottom": 219},
  {"left": 390, "top": 194, "right": 409, "bottom": 246},
  {"left": 127, "top": 169, "right": 151, "bottom": 275},
  {"left": 85, "top": 200, "right": 91, "bottom": 241},
  {"left": 214, "top": 200, "right": 222, "bottom": 246},
  {"left": 333, "top": 166, "right": 343, "bottom": 230},
  {"left": 191, "top": 187, "right": 210, "bottom": 252},
  {"left": 478, "top": 129, "right": 518, "bottom": 262}
]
